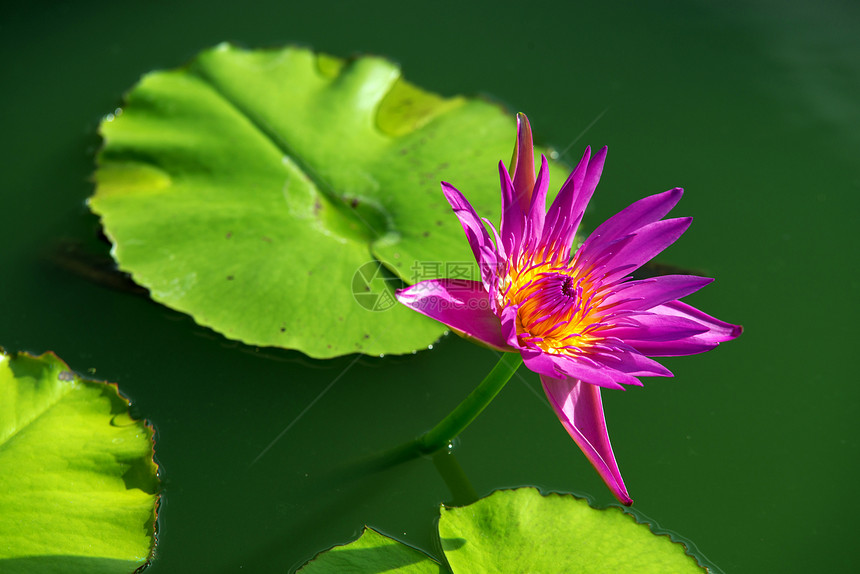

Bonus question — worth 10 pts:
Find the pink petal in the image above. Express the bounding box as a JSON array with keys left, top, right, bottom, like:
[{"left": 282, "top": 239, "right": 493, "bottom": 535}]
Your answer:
[
  {"left": 652, "top": 300, "right": 743, "bottom": 343},
  {"left": 599, "top": 312, "right": 711, "bottom": 342},
  {"left": 626, "top": 338, "right": 722, "bottom": 356},
  {"left": 542, "top": 147, "right": 589, "bottom": 240},
  {"left": 499, "top": 162, "right": 525, "bottom": 257},
  {"left": 543, "top": 146, "right": 603, "bottom": 254},
  {"left": 523, "top": 155, "right": 551, "bottom": 250},
  {"left": 594, "top": 345, "right": 674, "bottom": 378},
  {"left": 580, "top": 146, "right": 608, "bottom": 213},
  {"left": 604, "top": 275, "right": 714, "bottom": 312},
  {"left": 509, "top": 112, "right": 536, "bottom": 213},
  {"left": 396, "top": 279, "right": 512, "bottom": 351},
  {"left": 499, "top": 305, "right": 521, "bottom": 349},
  {"left": 578, "top": 188, "right": 684, "bottom": 262},
  {"left": 521, "top": 348, "right": 634, "bottom": 390},
  {"left": 625, "top": 300, "right": 742, "bottom": 356},
  {"left": 579, "top": 217, "right": 693, "bottom": 282},
  {"left": 541, "top": 375, "right": 633, "bottom": 505},
  {"left": 441, "top": 182, "right": 499, "bottom": 281}
]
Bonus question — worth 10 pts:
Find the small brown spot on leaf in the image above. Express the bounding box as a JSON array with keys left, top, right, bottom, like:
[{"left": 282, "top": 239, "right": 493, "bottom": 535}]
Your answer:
[
  {"left": 261, "top": 236, "right": 272, "bottom": 243},
  {"left": 422, "top": 231, "right": 430, "bottom": 237},
  {"left": 58, "top": 370, "right": 74, "bottom": 381},
  {"left": 280, "top": 327, "right": 286, "bottom": 333},
  {"left": 227, "top": 275, "right": 234, "bottom": 280},
  {"left": 225, "top": 232, "right": 232, "bottom": 239},
  {"left": 350, "top": 197, "right": 359, "bottom": 208},
  {"left": 436, "top": 220, "right": 443, "bottom": 226}
]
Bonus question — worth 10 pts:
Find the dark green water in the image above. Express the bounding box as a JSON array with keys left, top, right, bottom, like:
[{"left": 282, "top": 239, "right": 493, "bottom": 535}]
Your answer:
[{"left": 2, "top": 1, "right": 858, "bottom": 572}]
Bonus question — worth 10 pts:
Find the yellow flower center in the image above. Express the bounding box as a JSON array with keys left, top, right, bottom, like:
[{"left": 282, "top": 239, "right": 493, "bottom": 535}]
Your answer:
[{"left": 500, "top": 253, "right": 608, "bottom": 356}]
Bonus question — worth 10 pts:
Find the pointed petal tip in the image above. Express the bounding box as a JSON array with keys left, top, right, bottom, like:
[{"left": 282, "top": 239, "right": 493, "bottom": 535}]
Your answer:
[
  {"left": 607, "top": 476, "right": 633, "bottom": 505},
  {"left": 603, "top": 476, "right": 634, "bottom": 506},
  {"left": 512, "top": 114, "right": 534, "bottom": 163},
  {"left": 439, "top": 181, "right": 457, "bottom": 198},
  {"left": 510, "top": 116, "right": 536, "bottom": 212},
  {"left": 684, "top": 275, "right": 715, "bottom": 290},
  {"left": 579, "top": 146, "right": 593, "bottom": 163},
  {"left": 394, "top": 285, "right": 413, "bottom": 300},
  {"left": 587, "top": 146, "right": 607, "bottom": 173},
  {"left": 662, "top": 187, "right": 685, "bottom": 205},
  {"left": 394, "top": 278, "right": 512, "bottom": 350},
  {"left": 604, "top": 466, "right": 633, "bottom": 506},
  {"left": 440, "top": 181, "right": 471, "bottom": 208},
  {"left": 540, "top": 376, "right": 633, "bottom": 505},
  {"left": 654, "top": 186, "right": 685, "bottom": 205}
]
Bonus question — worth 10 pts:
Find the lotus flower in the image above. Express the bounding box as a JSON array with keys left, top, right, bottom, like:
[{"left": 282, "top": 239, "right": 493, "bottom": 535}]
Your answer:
[{"left": 396, "top": 114, "right": 741, "bottom": 504}]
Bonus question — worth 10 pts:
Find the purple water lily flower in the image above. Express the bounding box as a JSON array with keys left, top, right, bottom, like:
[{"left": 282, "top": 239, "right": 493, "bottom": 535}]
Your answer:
[{"left": 396, "top": 114, "right": 741, "bottom": 504}]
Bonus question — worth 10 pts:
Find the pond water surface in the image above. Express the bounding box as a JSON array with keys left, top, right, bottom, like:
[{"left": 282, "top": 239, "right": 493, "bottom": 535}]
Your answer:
[{"left": 2, "top": 1, "right": 858, "bottom": 572}]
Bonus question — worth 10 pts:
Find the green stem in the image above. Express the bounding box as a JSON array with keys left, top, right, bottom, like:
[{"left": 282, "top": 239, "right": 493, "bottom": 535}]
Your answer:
[
  {"left": 334, "top": 352, "right": 524, "bottom": 479},
  {"left": 432, "top": 450, "right": 479, "bottom": 505},
  {"left": 416, "top": 352, "right": 523, "bottom": 454}
]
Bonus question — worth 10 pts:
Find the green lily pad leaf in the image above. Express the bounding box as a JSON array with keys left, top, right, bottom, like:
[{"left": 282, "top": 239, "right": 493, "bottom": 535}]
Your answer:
[
  {"left": 439, "top": 488, "right": 706, "bottom": 573},
  {"left": 298, "top": 527, "right": 444, "bottom": 574},
  {"left": 0, "top": 349, "right": 160, "bottom": 574},
  {"left": 90, "top": 43, "right": 569, "bottom": 358},
  {"left": 297, "top": 488, "right": 705, "bottom": 573}
]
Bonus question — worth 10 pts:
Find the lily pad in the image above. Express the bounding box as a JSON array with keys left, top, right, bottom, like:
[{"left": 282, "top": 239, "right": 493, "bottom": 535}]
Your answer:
[
  {"left": 90, "top": 43, "right": 569, "bottom": 358},
  {"left": 298, "top": 527, "right": 444, "bottom": 574},
  {"left": 298, "top": 488, "right": 706, "bottom": 573},
  {"left": 0, "top": 349, "right": 159, "bottom": 574},
  {"left": 440, "top": 488, "right": 706, "bottom": 574}
]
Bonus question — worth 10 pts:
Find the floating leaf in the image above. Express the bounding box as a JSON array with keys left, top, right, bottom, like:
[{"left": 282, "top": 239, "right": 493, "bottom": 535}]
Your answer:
[
  {"left": 440, "top": 488, "right": 705, "bottom": 573},
  {"left": 298, "top": 488, "right": 706, "bottom": 573},
  {"left": 298, "top": 527, "right": 443, "bottom": 574},
  {"left": 90, "top": 44, "right": 568, "bottom": 358},
  {"left": 0, "top": 349, "right": 159, "bottom": 574}
]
